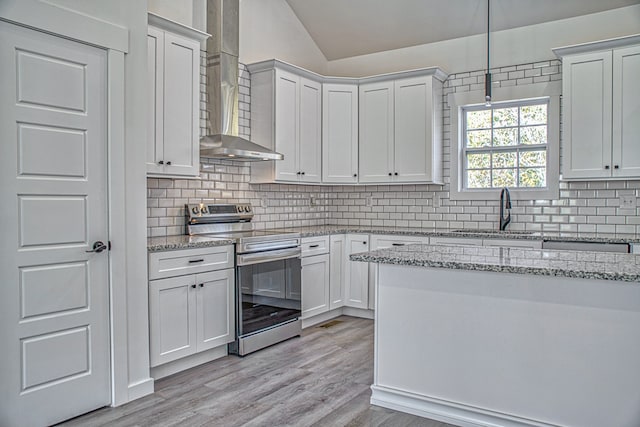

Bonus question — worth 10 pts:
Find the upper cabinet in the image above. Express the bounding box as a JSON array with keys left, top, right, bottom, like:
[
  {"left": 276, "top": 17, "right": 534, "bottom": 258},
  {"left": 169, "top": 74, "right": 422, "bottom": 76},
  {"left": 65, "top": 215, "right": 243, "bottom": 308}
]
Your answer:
[
  {"left": 147, "top": 13, "right": 209, "bottom": 178},
  {"left": 554, "top": 35, "right": 640, "bottom": 180},
  {"left": 323, "top": 83, "right": 359, "bottom": 183},
  {"left": 250, "top": 63, "right": 322, "bottom": 184},
  {"left": 359, "top": 73, "right": 444, "bottom": 184}
]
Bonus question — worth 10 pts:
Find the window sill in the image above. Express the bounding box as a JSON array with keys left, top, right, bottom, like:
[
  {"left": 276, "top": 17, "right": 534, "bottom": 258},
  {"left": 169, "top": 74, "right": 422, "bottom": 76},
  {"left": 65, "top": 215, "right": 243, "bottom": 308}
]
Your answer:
[{"left": 450, "top": 187, "right": 559, "bottom": 201}]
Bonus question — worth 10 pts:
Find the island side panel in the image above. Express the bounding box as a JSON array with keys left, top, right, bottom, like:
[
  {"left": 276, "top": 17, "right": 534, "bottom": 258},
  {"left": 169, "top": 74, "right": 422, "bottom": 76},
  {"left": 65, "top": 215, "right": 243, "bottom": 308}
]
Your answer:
[{"left": 372, "top": 264, "right": 640, "bottom": 427}]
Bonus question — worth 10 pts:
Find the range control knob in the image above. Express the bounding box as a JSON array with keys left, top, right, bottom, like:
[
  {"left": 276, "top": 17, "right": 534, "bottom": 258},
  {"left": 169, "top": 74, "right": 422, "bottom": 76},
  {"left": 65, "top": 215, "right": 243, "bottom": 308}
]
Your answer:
[
  {"left": 192, "top": 206, "right": 199, "bottom": 214},
  {"left": 245, "top": 206, "right": 251, "bottom": 213},
  {"left": 200, "top": 206, "right": 208, "bottom": 214}
]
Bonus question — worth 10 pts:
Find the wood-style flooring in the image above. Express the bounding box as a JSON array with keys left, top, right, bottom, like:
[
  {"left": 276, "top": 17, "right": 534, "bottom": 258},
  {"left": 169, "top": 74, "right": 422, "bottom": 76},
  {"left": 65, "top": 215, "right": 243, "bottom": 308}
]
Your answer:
[{"left": 60, "top": 316, "right": 456, "bottom": 427}]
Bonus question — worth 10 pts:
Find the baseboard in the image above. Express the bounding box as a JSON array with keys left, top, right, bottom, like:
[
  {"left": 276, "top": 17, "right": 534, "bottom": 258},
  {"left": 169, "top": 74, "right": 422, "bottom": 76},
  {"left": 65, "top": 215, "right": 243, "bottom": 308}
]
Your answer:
[
  {"left": 302, "top": 308, "right": 343, "bottom": 328},
  {"left": 370, "top": 385, "right": 556, "bottom": 427},
  {"left": 342, "top": 306, "right": 374, "bottom": 319},
  {"left": 125, "top": 378, "right": 154, "bottom": 403},
  {"left": 151, "top": 345, "right": 228, "bottom": 380}
]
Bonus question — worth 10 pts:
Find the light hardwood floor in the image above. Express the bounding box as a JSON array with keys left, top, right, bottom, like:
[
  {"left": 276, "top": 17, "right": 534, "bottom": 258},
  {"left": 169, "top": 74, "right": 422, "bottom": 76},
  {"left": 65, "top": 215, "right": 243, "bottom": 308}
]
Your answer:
[{"left": 60, "top": 316, "right": 456, "bottom": 427}]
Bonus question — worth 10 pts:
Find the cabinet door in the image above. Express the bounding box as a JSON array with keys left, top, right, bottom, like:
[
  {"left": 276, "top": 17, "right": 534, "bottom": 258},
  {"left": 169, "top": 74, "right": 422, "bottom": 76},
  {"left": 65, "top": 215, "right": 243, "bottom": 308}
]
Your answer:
[
  {"left": 359, "top": 82, "right": 394, "bottom": 183},
  {"left": 301, "top": 254, "right": 330, "bottom": 319},
  {"left": 345, "top": 235, "right": 370, "bottom": 309},
  {"left": 323, "top": 84, "right": 359, "bottom": 183},
  {"left": 329, "top": 234, "right": 345, "bottom": 310},
  {"left": 274, "top": 69, "right": 300, "bottom": 182},
  {"left": 612, "top": 45, "right": 640, "bottom": 178},
  {"left": 149, "top": 275, "right": 197, "bottom": 367},
  {"left": 562, "top": 51, "right": 612, "bottom": 179},
  {"left": 162, "top": 32, "right": 200, "bottom": 177},
  {"left": 394, "top": 76, "right": 433, "bottom": 182},
  {"left": 147, "top": 28, "right": 164, "bottom": 175},
  {"left": 195, "top": 269, "right": 235, "bottom": 352},
  {"left": 299, "top": 77, "right": 322, "bottom": 183}
]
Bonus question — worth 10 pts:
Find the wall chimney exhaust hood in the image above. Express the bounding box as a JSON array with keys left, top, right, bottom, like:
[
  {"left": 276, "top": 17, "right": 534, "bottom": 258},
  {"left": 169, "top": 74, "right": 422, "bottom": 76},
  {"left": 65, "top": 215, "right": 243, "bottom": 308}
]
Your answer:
[{"left": 200, "top": 0, "right": 283, "bottom": 161}]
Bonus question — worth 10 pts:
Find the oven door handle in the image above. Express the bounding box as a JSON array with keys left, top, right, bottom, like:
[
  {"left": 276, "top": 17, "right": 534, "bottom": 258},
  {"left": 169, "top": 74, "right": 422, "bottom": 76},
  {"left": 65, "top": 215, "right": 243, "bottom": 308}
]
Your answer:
[{"left": 237, "top": 247, "right": 301, "bottom": 266}]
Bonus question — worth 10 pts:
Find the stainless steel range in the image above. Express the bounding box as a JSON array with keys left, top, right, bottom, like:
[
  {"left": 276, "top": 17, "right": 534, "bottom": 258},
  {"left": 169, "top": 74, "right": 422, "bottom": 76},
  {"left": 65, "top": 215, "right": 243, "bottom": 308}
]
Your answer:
[{"left": 186, "top": 203, "right": 301, "bottom": 356}]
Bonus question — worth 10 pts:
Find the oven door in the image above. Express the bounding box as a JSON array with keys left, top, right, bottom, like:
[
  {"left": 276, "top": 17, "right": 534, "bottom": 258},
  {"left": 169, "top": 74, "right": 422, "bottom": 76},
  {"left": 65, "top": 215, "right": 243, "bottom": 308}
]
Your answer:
[{"left": 236, "top": 251, "right": 301, "bottom": 337}]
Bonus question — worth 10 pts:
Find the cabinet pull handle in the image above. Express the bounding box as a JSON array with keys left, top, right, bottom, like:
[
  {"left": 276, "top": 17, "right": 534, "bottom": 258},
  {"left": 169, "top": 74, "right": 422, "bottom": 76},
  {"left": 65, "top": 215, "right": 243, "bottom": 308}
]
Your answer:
[
  {"left": 188, "top": 259, "right": 205, "bottom": 263},
  {"left": 392, "top": 243, "right": 405, "bottom": 246},
  {"left": 158, "top": 160, "right": 164, "bottom": 165},
  {"left": 166, "top": 161, "right": 172, "bottom": 165},
  {"left": 614, "top": 165, "right": 619, "bottom": 169},
  {"left": 309, "top": 244, "right": 320, "bottom": 248},
  {"left": 191, "top": 284, "right": 196, "bottom": 289},
  {"left": 605, "top": 165, "right": 610, "bottom": 169}
]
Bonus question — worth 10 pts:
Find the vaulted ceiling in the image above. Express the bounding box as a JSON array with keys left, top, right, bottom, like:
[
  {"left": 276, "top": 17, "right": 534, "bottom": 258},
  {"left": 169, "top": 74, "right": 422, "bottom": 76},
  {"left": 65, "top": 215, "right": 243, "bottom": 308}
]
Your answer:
[{"left": 285, "top": 0, "right": 640, "bottom": 60}]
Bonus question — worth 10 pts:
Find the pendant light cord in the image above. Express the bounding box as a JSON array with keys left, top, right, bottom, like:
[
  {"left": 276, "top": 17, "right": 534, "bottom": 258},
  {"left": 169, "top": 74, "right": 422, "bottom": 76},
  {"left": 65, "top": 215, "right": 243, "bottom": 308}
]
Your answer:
[{"left": 485, "top": 0, "right": 492, "bottom": 106}]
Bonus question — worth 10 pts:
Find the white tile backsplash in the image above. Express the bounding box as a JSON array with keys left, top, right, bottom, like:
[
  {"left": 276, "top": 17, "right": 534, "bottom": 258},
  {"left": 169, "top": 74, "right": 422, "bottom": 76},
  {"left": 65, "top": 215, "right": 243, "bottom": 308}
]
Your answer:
[{"left": 146, "top": 56, "right": 640, "bottom": 237}]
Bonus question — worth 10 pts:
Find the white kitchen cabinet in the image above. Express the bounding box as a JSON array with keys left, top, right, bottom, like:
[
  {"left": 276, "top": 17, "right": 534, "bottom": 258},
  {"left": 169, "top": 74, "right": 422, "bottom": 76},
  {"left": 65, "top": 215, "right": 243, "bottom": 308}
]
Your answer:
[
  {"left": 147, "top": 14, "right": 209, "bottom": 177},
  {"left": 323, "top": 83, "right": 359, "bottom": 183},
  {"left": 301, "top": 253, "right": 330, "bottom": 319},
  {"left": 149, "top": 268, "right": 234, "bottom": 367},
  {"left": 329, "top": 234, "right": 346, "bottom": 310},
  {"left": 359, "top": 72, "right": 444, "bottom": 184},
  {"left": 368, "top": 234, "right": 429, "bottom": 310},
  {"left": 250, "top": 62, "right": 322, "bottom": 183},
  {"left": 555, "top": 36, "right": 640, "bottom": 180},
  {"left": 344, "top": 234, "right": 370, "bottom": 309}
]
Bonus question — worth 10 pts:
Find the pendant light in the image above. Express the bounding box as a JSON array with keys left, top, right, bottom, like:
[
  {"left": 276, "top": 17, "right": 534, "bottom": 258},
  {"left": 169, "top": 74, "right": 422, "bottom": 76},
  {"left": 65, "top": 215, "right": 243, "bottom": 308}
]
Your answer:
[{"left": 485, "top": 0, "right": 492, "bottom": 107}]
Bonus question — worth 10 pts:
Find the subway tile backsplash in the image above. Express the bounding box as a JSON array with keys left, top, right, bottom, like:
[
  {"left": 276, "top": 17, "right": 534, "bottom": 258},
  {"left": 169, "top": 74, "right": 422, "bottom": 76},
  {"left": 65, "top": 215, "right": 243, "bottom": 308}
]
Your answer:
[{"left": 147, "top": 55, "right": 640, "bottom": 237}]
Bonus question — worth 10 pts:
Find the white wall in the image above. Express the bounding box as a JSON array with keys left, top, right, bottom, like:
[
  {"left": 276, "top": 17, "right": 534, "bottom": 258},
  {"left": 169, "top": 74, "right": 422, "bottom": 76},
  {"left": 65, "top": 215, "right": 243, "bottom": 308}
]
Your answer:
[
  {"left": 326, "top": 5, "right": 640, "bottom": 76},
  {"left": 239, "top": 0, "right": 328, "bottom": 73}
]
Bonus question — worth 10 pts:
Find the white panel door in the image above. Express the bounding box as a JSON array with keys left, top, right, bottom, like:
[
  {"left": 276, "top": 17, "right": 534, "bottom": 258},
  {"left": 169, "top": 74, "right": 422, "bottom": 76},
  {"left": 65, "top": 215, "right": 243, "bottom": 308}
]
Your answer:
[
  {"left": 149, "top": 275, "right": 197, "bottom": 366},
  {"left": 323, "top": 84, "right": 359, "bottom": 183},
  {"left": 195, "top": 269, "right": 235, "bottom": 351},
  {"left": 344, "top": 235, "right": 369, "bottom": 309},
  {"left": 562, "top": 51, "right": 613, "bottom": 179},
  {"left": 298, "top": 77, "right": 322, "bottom": 183},
  {"left": 0, "top": 22, "right": 110, "bottom": 427},
  {"left": 274, "top": 69, "right": 300, "bottom": 182},
  {"left": 301, "top": 254, "right": 330, "bottom": 318},
  {"left": 329, "top": 234, "right": 345, "bottom": 310},
  {"left": 612, "top": 45, "right": 640, "bottom": 178},
  {"left": 359, "top": 82, "right": 394, "bottom": 183},
  {"left": 146, "top": 27, "right": 164, "bottom": 174},
  {"left": 394, "top": 76, "right": 432, "bottom": 182},
  {"left": 162, "top": 33, "right": 200, "bottom": 176}
]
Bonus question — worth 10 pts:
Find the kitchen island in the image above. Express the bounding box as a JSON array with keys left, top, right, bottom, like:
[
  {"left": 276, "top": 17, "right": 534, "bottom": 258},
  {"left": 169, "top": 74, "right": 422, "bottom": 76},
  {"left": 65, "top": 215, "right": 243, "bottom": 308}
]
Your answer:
[{"left": 351, "top": 244, "right": 640, "bottom": 427}]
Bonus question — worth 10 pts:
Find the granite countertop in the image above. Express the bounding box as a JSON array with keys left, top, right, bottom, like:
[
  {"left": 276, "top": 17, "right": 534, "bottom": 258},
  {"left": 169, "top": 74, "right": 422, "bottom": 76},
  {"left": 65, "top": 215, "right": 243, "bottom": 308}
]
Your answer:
[
  {"left": 272, "top": 225, "right": 640, "bottom": 244},
  {"left": 147, "top": 235, "right": 234, "bottom": 252},
  {"left": 350, "top": 244, "right": 640, "bottom": 282}
]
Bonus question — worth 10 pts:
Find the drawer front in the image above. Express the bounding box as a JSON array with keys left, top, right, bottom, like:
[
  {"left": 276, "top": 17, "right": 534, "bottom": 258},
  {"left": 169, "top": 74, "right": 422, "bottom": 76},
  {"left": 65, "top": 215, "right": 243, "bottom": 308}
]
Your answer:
[
  {"left": 301, "top": 235, "right": 330, "bottom": 257},
  {"left": 483, "top": 239, "right": 542, "bottom": 249},
  {"left": 371, "top": 235, "right": 428, "bottom": 249},
  {"left": 428, "top": 237, "right": 483, "bottom": 246},
  {"left": 149, "top": 245, "right": 234, "bottom": 280}
]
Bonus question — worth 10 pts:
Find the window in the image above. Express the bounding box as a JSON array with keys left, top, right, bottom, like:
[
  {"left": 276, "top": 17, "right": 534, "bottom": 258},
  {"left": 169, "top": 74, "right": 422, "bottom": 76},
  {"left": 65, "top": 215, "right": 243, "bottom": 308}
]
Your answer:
[
  {"left": 448, "top": 81, "right": 560, "bottom": 201},
  {"left": 463, "top": 100, "right": 548, "bottom": 190}
]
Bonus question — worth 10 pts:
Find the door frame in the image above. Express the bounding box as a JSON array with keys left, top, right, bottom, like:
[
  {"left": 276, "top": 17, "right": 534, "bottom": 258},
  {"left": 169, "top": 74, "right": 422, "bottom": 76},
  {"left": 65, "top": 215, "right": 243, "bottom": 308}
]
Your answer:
[{"left": 1, "top": 0, "right": 152, "bottom": 408}]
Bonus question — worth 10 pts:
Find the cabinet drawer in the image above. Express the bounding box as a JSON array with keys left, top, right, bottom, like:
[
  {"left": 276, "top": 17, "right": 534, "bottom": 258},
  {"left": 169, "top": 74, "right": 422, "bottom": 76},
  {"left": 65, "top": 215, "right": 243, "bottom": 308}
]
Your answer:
[
  {"left": 483, "top": 239, "right": 542, "bottom": 249},
  {"left": 301, "top": 235, "right": 330, "bottom": 256},
  {"left": 149, "top": 245, "right": 234, "bottom": 280},
  {"left": 428, "top": 237, "right": 483, "bottom": 246}
]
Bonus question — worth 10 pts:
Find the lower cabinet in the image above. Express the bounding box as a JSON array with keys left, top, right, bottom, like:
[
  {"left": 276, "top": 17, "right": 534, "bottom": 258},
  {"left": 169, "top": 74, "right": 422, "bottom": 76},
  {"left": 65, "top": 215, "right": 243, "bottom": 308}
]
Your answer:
[
  {"left": 329, "top": 234, "right": 345, "bottom": 310},
  {"left": 149, "top": 268, "right": 235, "bottom": 367},
  {"left": 345, "top": 234, "right": 370, "bottom": 309},
  {"left": 301, "top": 253, "right": 330, "bottom": 319}
]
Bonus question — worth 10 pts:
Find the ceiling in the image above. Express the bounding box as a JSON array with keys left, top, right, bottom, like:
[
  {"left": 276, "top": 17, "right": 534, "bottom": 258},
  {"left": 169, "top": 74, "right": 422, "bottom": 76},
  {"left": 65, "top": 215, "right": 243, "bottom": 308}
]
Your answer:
[{"left": 284, "top": 0, "right": 640, "bottom": 60}]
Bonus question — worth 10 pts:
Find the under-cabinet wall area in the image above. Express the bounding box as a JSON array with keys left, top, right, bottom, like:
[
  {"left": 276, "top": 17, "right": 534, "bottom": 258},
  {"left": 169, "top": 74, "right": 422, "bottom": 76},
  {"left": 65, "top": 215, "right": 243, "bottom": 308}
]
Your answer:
[{"left": 147, "top": 56, "right": 640, "bottom": 237}]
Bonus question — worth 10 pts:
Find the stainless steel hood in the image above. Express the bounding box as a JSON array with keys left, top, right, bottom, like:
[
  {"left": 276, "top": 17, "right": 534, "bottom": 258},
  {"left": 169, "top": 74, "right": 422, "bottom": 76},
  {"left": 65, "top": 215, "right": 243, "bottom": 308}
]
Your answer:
[{"left": 200, "top": 0, "right": 283, "bottom": 161}]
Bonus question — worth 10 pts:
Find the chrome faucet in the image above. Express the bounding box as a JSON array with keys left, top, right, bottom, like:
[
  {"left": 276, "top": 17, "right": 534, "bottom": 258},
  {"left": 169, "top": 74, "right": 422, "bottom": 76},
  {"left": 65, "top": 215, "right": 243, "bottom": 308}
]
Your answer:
[{"left": 499, "top": 187, "right": 512, "bottom": 231}]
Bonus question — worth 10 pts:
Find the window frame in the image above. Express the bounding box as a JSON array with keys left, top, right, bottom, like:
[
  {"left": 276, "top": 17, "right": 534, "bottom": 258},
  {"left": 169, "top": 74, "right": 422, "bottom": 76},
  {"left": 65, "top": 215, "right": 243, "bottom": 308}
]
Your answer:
[{"left": 449, "top": 81, "right": 561, "bottom": 201}]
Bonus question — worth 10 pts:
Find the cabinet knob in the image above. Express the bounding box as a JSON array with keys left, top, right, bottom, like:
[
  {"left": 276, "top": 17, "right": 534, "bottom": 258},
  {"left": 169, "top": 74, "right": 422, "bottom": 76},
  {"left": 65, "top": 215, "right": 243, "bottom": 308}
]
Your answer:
[
  {"left": 605, "top": 165, "right": 610, "bottom": 169},
  {"left": 353, "top": 173, "right": 357, "bottom": 177},
  {"left": 166, "top": 161, "right": 172, "bottom": 165},
  {"left": 394, "top": 172, "right": 398, "bottom": 176},
  {"left": 301, "top": 171, "right": 305, "bottom": 175},
  {"left": 296, "top": 171, "right": 301, "bottom": 175},
  {"left": 388, "top": 172, "right": 392, "bottom": 176},
  {"left": 199, "top": 283, "right": 204, "bottom": 287},
  {"left": 191, "top": 284, "right": 196, "bottom": 289},
  {"left": 158, "top": 160, "right": 164, "bottom": 165},
  {"left": 614, "top": 165, "right": 619, "bottom": 169},
  {"left": 362, "top": 241, "right": 367, "bottom": 244}
]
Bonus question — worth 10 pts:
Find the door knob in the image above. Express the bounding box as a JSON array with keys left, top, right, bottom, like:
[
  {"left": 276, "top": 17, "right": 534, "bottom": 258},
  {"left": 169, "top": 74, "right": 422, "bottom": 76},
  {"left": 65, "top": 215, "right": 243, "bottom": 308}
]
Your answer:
[{"left": 86, "top": 241, "right": 107, "bottom": 253}]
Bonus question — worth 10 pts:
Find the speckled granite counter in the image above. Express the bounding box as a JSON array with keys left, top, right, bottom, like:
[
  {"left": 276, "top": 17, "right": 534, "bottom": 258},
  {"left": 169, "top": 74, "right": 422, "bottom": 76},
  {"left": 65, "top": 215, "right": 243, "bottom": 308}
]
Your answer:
[
  {"left": 272, "top": 225, "right": 640, "bottom": 244},
  {"left": 147, "top": 235, "right": 234, "bottom": 252},
  {"left": 350, "top": 243, "right": 640, "bottom": 282}
]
